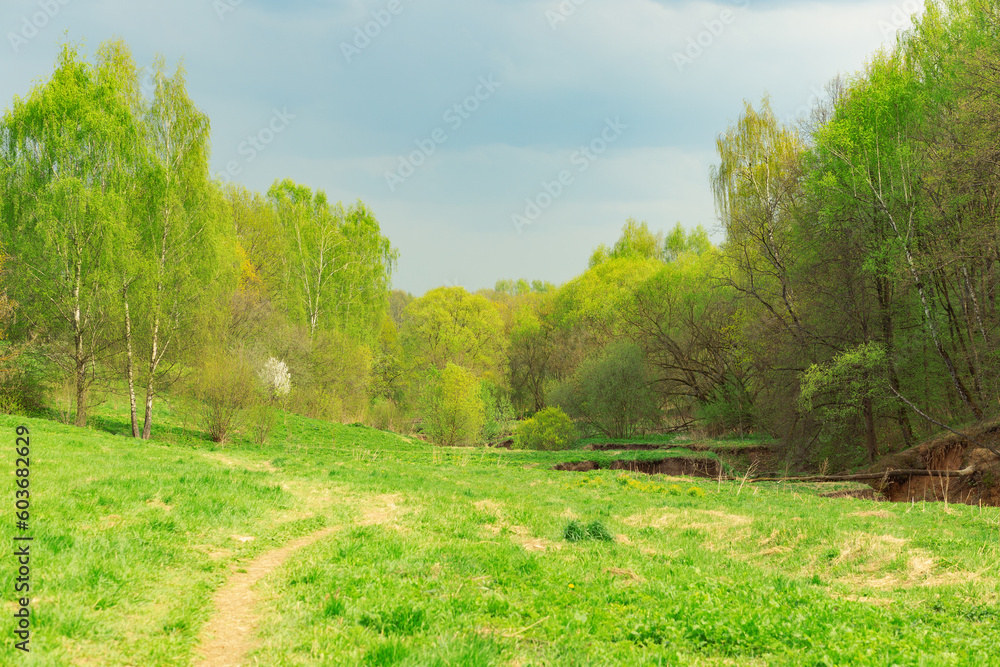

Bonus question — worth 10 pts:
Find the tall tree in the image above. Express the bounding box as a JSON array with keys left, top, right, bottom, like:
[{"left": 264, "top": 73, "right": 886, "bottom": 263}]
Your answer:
[
  {"left": 129, "top": 55, "right": 229, "bottom": 439},
  {"left": 269, "top": 180, "right": 396, "bottom": 342},
  {"left": 0, "top": 41, "right": 142, "bottom": 427}
]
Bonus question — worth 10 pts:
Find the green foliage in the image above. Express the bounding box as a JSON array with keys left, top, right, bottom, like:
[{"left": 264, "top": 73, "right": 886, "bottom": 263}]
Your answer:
[
  {"left": 696, "top": 377, "right": 755, "bottom": 434},
  {"left": 549, "top": 341, "right": 660, "bottom": 438},
  {"left": 367, "top": 398, "right": 408, "bottom": 433},
  {"left": 268, "top": 180, "right": 396, "bottom": 342},
  {"left": 663, "top": 222, "right": 712, "bottom": 261},
  {"left": 0, "top": 343, "right": 49, "bottom": 416},
  {"left": 555, "top": 255, "right": 661, "bottom": 334},
  {"left": 514, "top": 406, "right": 577, "bottom": 451},
  {"left": 479, "top": 380, "right": 514, "bottom": 442},
  {"left": 280, "top": 326, "right": 372, "bottom": 423},
  {"left": 589, "top": 218, "right": 663, "bottom": 267},
  {"left": 420, "top": 363, "right": 484, "bottom": 446},
  {"left": 799, "top": 342, "right": 888, "bottom": 420},
  {"left": 400, "top": 286, "right": 505, "bottom": 382},
  {"left": 0, "top": 40, "right": 145, "bottom": 427},
  {"left": 193, "top": 348, "right": 262, "bottom": 444}
]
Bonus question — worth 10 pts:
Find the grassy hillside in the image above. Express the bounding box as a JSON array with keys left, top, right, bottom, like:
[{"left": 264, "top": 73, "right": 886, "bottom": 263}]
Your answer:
[{"left": 1, "top": 404, "right": 998, "bottom": 665}]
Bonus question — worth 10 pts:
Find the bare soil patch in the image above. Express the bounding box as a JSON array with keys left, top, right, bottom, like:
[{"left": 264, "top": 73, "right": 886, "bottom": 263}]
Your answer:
[
  {"left": 553, "top": 457, "right": 721, "bottom": 477},
  {"left": 867, "top": 423, "right": 1000, "bottom": 506},
  {"left": 194, "top": 526, "right": 339, "bottom": 667}
]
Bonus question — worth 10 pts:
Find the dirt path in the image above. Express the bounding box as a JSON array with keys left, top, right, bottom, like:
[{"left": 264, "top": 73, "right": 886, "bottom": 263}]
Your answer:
[{"left": 194, "top": 526, "right": 340, "bottom": 667}]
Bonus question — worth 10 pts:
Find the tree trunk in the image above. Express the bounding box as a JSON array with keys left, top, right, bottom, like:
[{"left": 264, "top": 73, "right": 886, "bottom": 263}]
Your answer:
[
  {"left": 883, "top": 208, "right": 983, "bottom": 420},
  {"left": 862, "top": 396, "right": 878, "bottom": 464},
  {"left": 73, "top": 257, "right": 88, "bottom": 428},
  {"left": 123, "top": 282, "right": 140, "bottom": 437},
  {"left": 141, "top": 311, "right": 160, "bottom": 440},
  {"left": 74, "top": 353, "right": 88, "bottom": 428}
]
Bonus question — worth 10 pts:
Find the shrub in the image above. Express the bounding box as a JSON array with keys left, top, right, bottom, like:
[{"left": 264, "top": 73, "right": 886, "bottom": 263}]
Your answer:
[
  {"left": 276, "top": 326, "right": 371, "bottom": 422},
  {"left": 258, "top": 357, "right": 292, "bottom": 400},
  {"left": 480, "top": 380, "right": 515, "bottom": 442},
  {"left": 696, "top": 377, "right": 755, "bottom": 435},
  {"left": 548, "top": 340, "right": 660, "bottom": 438},
  {"left": 251, "top": 357, "right": 291, "bottom": 444},
  {"left": 367, "top": 397, "right": 407, "bottom": 432},
  {"left": 248, "top": 403, "right": 276, "bottom": 445},
  {"left": 420, "top": 364, "right": 484, "bottom": 446},
  {"left": 193, "top": 348, "right": 261, "bottom": 445},
  {"left": 514, "top": 406, "right": 577, "bottom": 451},
  {"left": 0, "top": 343, "right": 49, "bottom": 415}
]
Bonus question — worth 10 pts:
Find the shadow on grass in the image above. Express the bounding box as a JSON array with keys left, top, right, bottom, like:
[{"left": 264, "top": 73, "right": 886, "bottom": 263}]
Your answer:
[{"left": 88, "top": 413, "right": 214, "bottom": 445}]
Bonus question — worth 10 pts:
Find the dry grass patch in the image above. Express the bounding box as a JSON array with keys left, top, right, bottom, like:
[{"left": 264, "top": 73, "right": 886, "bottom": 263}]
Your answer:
[
  {"left": 145, "top": 497, "right": 173, "bottom": 511},
  {"left": 606, "top": 567, "right": 645, "bottom": 583},
  {"left": 623, "top": 507, "right": 752, "bottom": 532},
  {"left": 830, "top": 532, "right": 980, "bottom": 589}
]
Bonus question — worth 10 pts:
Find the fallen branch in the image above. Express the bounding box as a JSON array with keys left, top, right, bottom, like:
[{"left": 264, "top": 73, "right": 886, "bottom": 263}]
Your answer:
[
  {"left": 888, "top": 385, "right": 1000, "bottom": 459},
  {"left": 748, "top": 466, "right": 976, "bottom": 484}
]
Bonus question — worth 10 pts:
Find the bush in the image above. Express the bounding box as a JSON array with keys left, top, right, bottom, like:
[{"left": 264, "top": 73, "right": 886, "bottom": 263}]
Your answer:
[
  {"left": 548, "top": 340, "right": 660, "bottom": 438},
  {"left": 696, "top": 376, "right": 755, "bottom": 435},
  {"left": 514, "top": 406, "right": 577, "bottom": 451},
  {"left": 193, "top": 348, "right": 261, "bottom": 445},
  {"left": 367, "top": 397, "right": 408, "bottom": 433},
  {"left": 275, "top": 326, "right": 371, "bottom": 423},
  {"left": 0, "top": 344, "right": 49, "bottom": 415},
  {"left": 421, "top": 363, "right": 484, "bottom": 446},
  {"left": 480, "top": 380, "right": 515, "bottom": 442}
]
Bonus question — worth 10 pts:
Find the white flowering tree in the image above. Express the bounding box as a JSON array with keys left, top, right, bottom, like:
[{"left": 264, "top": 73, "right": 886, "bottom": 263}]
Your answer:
[
  {"left": 259, "top": 357, "right": 292, "bottom": 402},
  {"left": 250, "top": 356, "right": 291, "bottom": 445}
]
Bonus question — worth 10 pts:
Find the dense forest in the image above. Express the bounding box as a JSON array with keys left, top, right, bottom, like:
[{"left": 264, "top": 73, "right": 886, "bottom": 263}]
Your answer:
[{"left": 1, "top": 0, "right": 998, "bottom": 471}]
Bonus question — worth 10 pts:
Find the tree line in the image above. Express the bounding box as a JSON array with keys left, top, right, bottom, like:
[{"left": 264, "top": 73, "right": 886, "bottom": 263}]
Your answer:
[
  {"left": 2, "top": 0, "right": 998, "bottom": 470},
  {"left": 0, "top": 40, "right": 395, "bottom": 441},
  {"left": 374, "top": 0, "right": 1000, "bottom": 466}
]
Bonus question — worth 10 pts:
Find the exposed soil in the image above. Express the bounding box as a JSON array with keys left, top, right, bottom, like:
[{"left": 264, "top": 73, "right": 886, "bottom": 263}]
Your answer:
[
  {"left": 554, "top": 457, "right": 722, "bottom": 477},
  {"left": 194, "top": 526, "right": 339, "bottom": 667},
  {"left": 867, "top": 423, "right": 1000, "bottom": 506},
  {"left": 585, "top": 442, "right": 784, "bottom": 475},
  {"left": 554, "top": 460, "right": 600, "bottom": 472}
]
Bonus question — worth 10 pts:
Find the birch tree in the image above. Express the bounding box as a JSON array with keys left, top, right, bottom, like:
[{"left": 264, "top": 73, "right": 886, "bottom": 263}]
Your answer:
[
  {"left": 0, "top": 41, "right": 141, "bottom": 427},
  {"left": 129, "top": 56, "right": 228, "bottom": 439}
]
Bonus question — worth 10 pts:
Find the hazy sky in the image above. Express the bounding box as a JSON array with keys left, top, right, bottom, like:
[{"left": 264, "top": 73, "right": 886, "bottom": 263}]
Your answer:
[{"left": 1, "top": 0, "right": 922, "bottom": 295}]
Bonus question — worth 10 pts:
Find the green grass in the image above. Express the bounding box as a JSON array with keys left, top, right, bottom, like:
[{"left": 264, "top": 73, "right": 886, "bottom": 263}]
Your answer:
[
  {"left": 576, "top": 433, "right": 680, "bottom": 448},
  {"left": 1, "top": 400, "right": 999, "bottom": 665}
]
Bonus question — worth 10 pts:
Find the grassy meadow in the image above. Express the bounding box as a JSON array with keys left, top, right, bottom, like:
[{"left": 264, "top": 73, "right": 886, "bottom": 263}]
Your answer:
[{"left": 1, "top": 401, "right": 999, "bottom": 666}]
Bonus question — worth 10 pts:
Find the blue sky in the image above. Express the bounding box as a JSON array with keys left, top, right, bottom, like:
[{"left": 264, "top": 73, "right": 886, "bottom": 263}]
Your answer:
[{"left": 1, "top": 0, "right": 922, "bottom": 295}]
